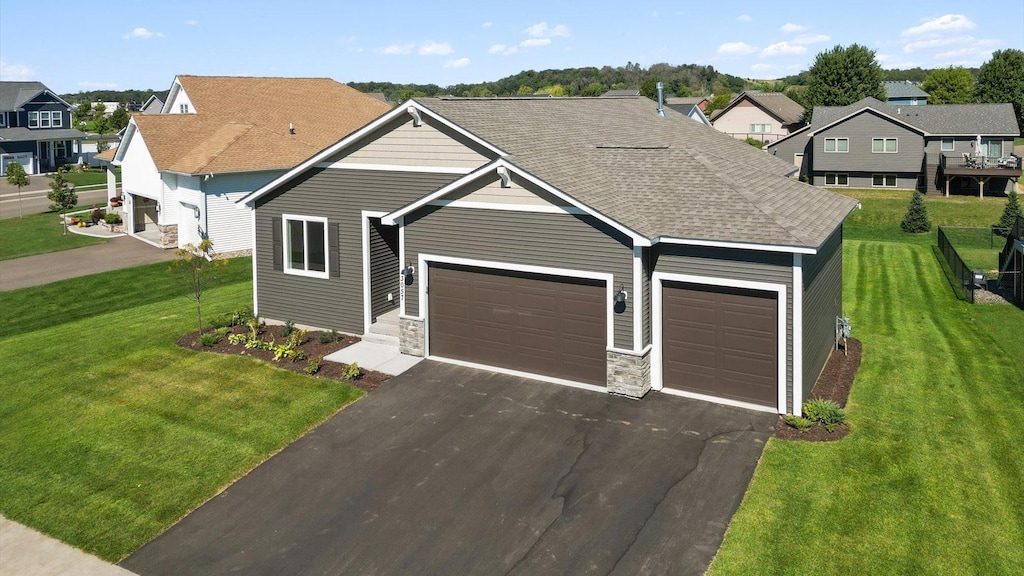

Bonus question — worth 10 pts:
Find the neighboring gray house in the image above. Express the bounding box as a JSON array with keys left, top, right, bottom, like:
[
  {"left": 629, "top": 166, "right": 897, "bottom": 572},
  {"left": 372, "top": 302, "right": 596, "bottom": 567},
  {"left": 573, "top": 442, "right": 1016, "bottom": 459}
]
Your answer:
[
  {"left": 240, "top": 97, "right": 859, "bottom": 416},
  {"left": 665, "top": 98, "right": 712, "bottom": 127},
  {"left": 140, "top": 94, "right": 165, "bottom": 114},
  {"left": 0, "top": 81, "right": 87, "bottom": 175},
  {"left": 883, "top": 80, "right": 929, "bottom": 106},
  {"left": 768, "top": 97, "right": 1020, "bottom": 196}
]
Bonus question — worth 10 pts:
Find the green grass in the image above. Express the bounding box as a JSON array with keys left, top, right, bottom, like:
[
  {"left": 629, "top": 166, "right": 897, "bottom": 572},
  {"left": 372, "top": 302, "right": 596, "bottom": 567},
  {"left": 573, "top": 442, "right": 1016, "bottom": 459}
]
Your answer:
[
  {"left": 709, "top": 239, "right": 1024, "bottom": 571},
  {"left": 941, "top": 226, "right": 1003, "bottom": 274},
  {"left": 0, "top": 210, "right": 106, "bottom": 260},
  {"left": 0, "top": 259, "right": 364, "bottom": 561},
  {"left": 48, "top": 166, "right": 120, "bottom": 187},
  {"left": 838, "top": 188, "right": 1006, "bottom": 244}
]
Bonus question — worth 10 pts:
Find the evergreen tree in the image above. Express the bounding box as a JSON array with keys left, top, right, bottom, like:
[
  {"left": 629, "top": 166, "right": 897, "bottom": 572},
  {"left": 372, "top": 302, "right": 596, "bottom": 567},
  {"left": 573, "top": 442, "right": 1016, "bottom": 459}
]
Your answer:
[
  {"left": 994, "top": 190, "right": 1022, "bottom": 236},
  {"left": 900, "top": 191, "right": 931, "bottom": 233}
]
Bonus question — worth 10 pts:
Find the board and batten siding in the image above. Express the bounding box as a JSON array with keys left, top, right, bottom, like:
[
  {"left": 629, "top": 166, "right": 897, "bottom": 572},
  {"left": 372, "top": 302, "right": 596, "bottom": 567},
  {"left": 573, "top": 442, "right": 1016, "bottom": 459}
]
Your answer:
[
  {"left": 204, "top": 170, "right": 281, "bottom": 253},
  {"left": 813, "top": 112, "right": 924, "bottom": 173},
  {"left": 651, "top": 245, "right": 795, "bottom": 410},
  {"left": 403, "top": 177, "right": 635, "bottom": 350},
  {"left": 801, "top": 226, "right": 843, "bottom": 404},
  {"left": 332, "top": 114, "right": 495, "bottom": 170},
  {"left": 255, "top": 168, "right": 460, "bottom": 333}
]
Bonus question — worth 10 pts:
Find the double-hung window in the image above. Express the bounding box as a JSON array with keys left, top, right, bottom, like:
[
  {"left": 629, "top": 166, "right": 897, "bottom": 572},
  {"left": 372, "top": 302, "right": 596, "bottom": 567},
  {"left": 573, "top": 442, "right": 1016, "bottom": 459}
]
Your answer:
[
  {"left": 283, "top": 215, "right": 329, "bottom": 278},
  {"left": 749, "top": 123, "right": 771, "bottom": 133},
  {"left": 51, "top": 112, "right": 62, "bottom": 127},
  {"left": 872, "top": 138, "right": 897, "bottom": 153},
  {"left": 824, "top": 173, "right": 849, "bottom": 186},
  {"left": 824, "top": 138, "right": 848, "bottom": 153},
  {"left": 28, "top": 111, "right": 39, "bottom": 128},
  {"left": 872, "top": 174, "right": 897, "bottom": 187}
]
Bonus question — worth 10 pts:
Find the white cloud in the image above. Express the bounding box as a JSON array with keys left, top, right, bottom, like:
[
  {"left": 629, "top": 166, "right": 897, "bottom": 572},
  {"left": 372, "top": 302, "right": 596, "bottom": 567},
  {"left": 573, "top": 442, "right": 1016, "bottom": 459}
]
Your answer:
[
  {"left": 419, "top": 41, "right": 454, "bottom": 56},
  {"left": 780, "top": 23, "right": 808, "bottom": 33},
  {"left": 123, "top": 27, "right": 162, "bottom": 40},
  {"left": 488, "top": 43, "right": 518, "bottom": 56},
  {"left": 902, "top": 14, "right": 976, "bottom": 37},
  {"left": 520, "top": 38, "right": 552, "bottom": 48},
  {"left": 737, "top": 14, "right": 752, "bottom": 22},
  {"left": 184, "top": 19, "right": 198, "bottom": 26},
  {"left": 77, "top": 81, "right": 118, "bottom": 89},
  {"left": 0, "top": 57, "right": 35, "bottom": 81},
  {"left": 444, "top": 57, "right": 471, "bottom": 69},
  {"left": 716, "top": 41, "right": 757, "bottom": 56},
  {"left": 760, "top": 41, "right": 807, "bottom": 57},
  {"left": 482, "top": 21, "right": 493, "bottom": 28},
  {"left": 523, "top": 22, "right": 571, "bottom": 38},
  {"left": 381, "top": 43, "right": 415, "bottom": 55},
  {"left": 792, "top": 34, "right": 830, "bottom": 45}
]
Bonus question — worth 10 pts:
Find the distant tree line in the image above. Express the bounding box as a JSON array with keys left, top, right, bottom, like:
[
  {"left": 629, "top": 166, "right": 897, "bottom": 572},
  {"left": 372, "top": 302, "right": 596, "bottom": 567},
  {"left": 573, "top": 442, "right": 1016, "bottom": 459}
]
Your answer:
[{"left": 60, "top": 89, "right": 168, "bottom": 106}]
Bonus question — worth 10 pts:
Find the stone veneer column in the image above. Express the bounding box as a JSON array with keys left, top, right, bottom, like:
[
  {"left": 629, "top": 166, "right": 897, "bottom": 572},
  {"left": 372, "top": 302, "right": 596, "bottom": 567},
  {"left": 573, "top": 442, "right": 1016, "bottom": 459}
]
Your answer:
[
  {"left": 606, "top": 349, "right": 651, "bottom": 398},
  {"left": 158, "top": 224, "right": 178, "bottom": 249},
  {"left": 399, "top": 317, "right": 425, "bottom": 357}
]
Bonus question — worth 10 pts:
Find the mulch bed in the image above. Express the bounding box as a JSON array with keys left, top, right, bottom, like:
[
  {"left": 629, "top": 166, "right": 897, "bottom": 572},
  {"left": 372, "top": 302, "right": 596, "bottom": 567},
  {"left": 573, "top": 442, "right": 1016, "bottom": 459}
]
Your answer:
[
  {"left": 177, "top": 324, "right": 390, "bottom": 392},
  {"left": 773, "top": 337, "right": 862, "bottom": 442}
]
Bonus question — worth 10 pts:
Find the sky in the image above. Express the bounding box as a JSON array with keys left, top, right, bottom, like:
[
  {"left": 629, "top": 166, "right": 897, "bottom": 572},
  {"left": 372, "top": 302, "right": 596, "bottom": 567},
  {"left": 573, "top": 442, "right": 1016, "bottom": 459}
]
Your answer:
[{"left": 1, "top": 1, "right": 1021, "bottom": 95}]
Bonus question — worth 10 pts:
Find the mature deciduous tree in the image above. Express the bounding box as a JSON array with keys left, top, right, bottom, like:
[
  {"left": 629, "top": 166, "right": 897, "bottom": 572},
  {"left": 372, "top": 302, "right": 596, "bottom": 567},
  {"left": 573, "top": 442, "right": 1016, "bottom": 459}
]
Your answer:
[
  {"left": 976, "top": 49, "right": 1024, "bottom": 136},
  {"left": 110, "top": 104, "right": 130, "bottom": 131},
  {"left": 806, "top": 44, "right": 885, "bottom": 108},
  {"left": 921, "top": 66, "right": 975, "bottom": 104}
]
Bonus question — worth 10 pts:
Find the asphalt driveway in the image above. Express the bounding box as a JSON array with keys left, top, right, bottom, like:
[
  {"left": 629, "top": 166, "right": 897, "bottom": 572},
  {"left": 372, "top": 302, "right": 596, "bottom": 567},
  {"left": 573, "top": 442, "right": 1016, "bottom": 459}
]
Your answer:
[{"left": 122, "top": 361, "right": 776, "bottom": 576}]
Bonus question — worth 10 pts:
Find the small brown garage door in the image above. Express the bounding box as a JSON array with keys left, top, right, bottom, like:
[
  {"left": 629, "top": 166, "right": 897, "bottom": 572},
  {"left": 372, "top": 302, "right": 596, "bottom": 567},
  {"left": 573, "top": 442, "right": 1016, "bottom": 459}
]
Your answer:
[
  {"left": 662, "top": 282, "right": 777, "bottom": 407},
  {"left": 428, "top": 264, "right": 606, "bottom": 385}
]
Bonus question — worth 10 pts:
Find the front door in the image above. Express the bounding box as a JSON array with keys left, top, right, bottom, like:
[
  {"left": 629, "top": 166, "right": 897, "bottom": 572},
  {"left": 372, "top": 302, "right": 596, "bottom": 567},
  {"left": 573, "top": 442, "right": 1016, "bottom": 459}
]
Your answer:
[{"left": 39, "top": 142, "right": 50, "bottom": 172}]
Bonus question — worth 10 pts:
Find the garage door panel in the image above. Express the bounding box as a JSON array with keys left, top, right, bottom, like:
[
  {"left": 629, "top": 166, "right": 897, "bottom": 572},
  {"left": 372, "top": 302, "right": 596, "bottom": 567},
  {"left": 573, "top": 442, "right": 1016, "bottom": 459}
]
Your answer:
[
  {"left": 662, "top": 282, "right": 778, "bottom": 407},
  {"left": 429, "top": 264, "right": 607, "bottom": 386}
]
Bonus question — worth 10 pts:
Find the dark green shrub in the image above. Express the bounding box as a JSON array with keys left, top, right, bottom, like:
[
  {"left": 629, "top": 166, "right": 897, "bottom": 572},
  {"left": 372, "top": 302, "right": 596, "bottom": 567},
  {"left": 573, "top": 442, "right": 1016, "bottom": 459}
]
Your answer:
[
  {"left": 318, "top": 330, "right": 340, "bottom": 344},
  {"left": 215, "top": 326, "right": 231, "bottom": 337},
  {"left": 342, "top": 362, "right": 362, "bottom": 381},
  {"left": 282, "top": 319, "right": 296, "bottom": 337},
  {"left": 228, "top": 307, "right": 254, "bottom": 326},
  {"left": 994, "top": 190, "right": 1021, "bottom": 236},
  {"left": 784, "top": 415, "right": 814, "bottom": 432},
  {"left": 208, "top": 315, "right": 230, "bottom": 329},
  {"left": 900, "top": 190, "right": 931, "bottom": 233},
  {"left": 104, "top": 213, "right": 122, "bottom": 224},
  {"left": 198, "top": 332, "right": 221, "bottom": 347},
  {"left": 743, "top": 137, "right": 765, "bottom": 149},
  {"left": 803, "top": 398, "right": 847, "bottom": 432}
]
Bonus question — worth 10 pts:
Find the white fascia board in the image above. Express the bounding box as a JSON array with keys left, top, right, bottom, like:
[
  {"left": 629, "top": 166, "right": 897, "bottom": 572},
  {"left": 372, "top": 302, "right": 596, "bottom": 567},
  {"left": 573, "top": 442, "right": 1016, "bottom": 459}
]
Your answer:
[
  {"left": 382, "top": 158, "right": 650, "bottom": 248},
  {"left": 654, "top": 236, "right": 818, "bottom": 255},
  {"left": 236, "top": 100, "right": 506, "bottom": 206},
  {"left": 112, "top": 122, "right": 137, "bottom": 164}
]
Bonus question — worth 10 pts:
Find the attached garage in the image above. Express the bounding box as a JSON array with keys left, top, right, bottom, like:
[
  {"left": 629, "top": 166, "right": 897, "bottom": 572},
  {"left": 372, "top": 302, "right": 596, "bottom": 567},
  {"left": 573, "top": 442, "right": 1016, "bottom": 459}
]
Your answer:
[{"left": 426, "top": 262, "right": 608, "bottom": 387}]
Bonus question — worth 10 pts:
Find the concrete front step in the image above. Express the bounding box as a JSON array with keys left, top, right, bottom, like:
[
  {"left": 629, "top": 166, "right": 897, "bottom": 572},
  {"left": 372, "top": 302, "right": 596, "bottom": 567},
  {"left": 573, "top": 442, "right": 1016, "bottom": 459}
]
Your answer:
[{"left": 362, "top": 332, "right": 399, "bottom": 346}]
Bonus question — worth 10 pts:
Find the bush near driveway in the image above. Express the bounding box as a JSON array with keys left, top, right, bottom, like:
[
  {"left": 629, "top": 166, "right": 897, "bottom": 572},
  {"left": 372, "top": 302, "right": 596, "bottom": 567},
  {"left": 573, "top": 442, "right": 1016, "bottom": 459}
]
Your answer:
[{"left": 0, "top": 259, "right": 364, "bottom": 561}]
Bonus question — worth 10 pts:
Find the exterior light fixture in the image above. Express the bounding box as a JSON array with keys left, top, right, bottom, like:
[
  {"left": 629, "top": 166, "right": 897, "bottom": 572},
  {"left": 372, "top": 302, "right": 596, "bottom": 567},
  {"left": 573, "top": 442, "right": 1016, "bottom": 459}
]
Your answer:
[
  {"left": 193, "top": 206, "right": 201, "bottom": 219},
  {"left": 403, "top": 264, "right": 415, "bottom": 277},
  {"left": 614, "top": 286, "right": 627, "bottom": 304}
]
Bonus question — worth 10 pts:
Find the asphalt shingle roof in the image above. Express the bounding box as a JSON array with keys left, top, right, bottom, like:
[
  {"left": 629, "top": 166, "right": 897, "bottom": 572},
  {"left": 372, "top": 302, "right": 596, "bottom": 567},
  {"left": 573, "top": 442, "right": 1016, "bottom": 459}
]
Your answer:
[
  {"left": 0, "top": 82, "right": 51, "bottom": 110},
  {"left": 0, "top": 127, "right": 87, "bottom": 142},
  {"left": 883, "top": 80, "right": 930, "bottom": 99},
  {"left": 811, "top": 97, "right": 1020, "bottom": 136},
  {"left": 711, "top": 91, "right": 806, "bottom": 126},
  {"left": 419, "top": 97, "right": 857, "bottom": 248}
]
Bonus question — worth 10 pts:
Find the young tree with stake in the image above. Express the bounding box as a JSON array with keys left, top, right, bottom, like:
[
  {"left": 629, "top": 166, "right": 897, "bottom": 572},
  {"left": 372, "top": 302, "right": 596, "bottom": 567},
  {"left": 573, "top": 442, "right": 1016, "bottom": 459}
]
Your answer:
[
  {"left": 47, "top": 170, "right": 77, "bottom": 235},
  {"left": 5, "top": 162, "right": 29, "bottom": 218},
  {"left": 171, "top": 239, "right": 228, "bottom": 335}
]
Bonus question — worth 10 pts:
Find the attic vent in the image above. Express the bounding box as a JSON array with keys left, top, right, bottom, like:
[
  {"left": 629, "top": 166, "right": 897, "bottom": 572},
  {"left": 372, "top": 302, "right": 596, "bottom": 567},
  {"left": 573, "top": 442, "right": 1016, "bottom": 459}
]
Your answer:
[{"left": 595, "top": 145, "right": 671, "bottom": 150}]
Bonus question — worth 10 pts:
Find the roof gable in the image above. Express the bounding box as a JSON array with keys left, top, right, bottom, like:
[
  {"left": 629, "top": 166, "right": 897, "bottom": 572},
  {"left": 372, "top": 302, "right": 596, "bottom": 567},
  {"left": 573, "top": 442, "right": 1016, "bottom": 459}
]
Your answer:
[
  {"left": 0, "top": 81, "right": 71, "bottom": 110},
  {"left": 810, "top": 97, "right": 1020, "bottom": 136},
  {"left": 711, "top": 91, "right": 805, "bottom": 125}
]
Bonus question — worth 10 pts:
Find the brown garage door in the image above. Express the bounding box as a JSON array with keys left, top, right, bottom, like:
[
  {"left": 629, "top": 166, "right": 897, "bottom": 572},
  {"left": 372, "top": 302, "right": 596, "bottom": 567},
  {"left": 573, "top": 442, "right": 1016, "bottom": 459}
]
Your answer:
[
  {"left": 662, "top": 282, "right": 777, "bottom": 407},
  {"left": 428, "top": 264, "right": 606, "bottom": 386}
]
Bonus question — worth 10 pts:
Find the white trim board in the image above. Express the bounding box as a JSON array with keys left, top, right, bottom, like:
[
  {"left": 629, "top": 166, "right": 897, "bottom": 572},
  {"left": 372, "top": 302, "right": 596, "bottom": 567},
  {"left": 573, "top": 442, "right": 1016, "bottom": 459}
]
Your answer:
[
  {"left": 428, "top": 199, "right": 585, "bottom": 215},
  {"left": 361, "top": 210, "right": 389, "bottom": 335},
  {"left": 651, "top": 271, "right": 788, "bottom": 415},
  {"left": 792, "top": 254, "right": 804, "bottom": 417}
]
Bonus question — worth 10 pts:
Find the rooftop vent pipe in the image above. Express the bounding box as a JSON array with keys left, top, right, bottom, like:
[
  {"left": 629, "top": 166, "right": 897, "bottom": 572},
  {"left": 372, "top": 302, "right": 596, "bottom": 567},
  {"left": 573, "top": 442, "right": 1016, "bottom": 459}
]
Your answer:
[
  {"left": 657, "top": 82, "right": 666, "bottom": 117},
  {"left": 288, "top": 123, "right": 295, "bottom": 134}
]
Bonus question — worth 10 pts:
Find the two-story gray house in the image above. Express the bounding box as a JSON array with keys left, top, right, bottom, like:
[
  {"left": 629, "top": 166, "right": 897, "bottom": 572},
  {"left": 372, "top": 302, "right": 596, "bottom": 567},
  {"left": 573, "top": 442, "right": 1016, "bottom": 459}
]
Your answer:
[
  {"left": 0, "top": 81, "right": 87, "bottom": 176},
  {"left": 768, "top": 97, "right": 1020, "bottom": 196}
]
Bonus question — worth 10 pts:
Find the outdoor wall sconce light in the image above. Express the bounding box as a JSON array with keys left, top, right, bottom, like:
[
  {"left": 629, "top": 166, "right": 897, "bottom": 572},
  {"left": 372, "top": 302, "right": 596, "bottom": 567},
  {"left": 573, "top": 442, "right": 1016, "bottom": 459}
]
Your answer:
[
  {"left": 403, "top": 264, "right": 415, "bottom": 277},
  {"left": 155, "top": 201, "right": 161, "bottom": 214},
  {"left": 193, "top": 206, "right": 201, "bottom": 219},
  {"left": 614, "top": 286, "right": 628, "bottom": 304}
]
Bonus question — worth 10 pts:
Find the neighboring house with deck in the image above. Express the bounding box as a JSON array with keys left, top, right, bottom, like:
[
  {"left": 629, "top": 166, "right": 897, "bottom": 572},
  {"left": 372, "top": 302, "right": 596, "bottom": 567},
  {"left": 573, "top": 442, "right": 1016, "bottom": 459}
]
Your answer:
[
  {"left": 709, "top": 91, "right": 806, "bottom": 144},
  {"left": 111, "top": 75, "right": 390, "bottom": 252},
  {"left": 883, "top": 80, "right": 929, "bottom": 106},
  {"left": 239, "top": 96, "right": 859, "bottom": 417},
  {"left": 0, "top": 81, "right": 87, "bottom": 176},
  {"left": 767, "top": 97, "right": 1020, "bottom": 196}
]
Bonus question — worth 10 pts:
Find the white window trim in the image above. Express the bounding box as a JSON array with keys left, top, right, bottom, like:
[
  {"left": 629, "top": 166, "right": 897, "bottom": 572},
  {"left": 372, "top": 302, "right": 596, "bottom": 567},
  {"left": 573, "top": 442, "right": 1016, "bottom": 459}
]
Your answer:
[
  {"left": 360, "top": 210, "right": 389, "bottom": 335},
  {"left": 51, "top": 111, "right": 62, "bottom": 128},
  {"left": 282, "top": 214, "right": 330, "bottom": 279},
  {"left": 824, "top": 137, "right": 848, "bottom": 153},
  {"left": 0, "top": 112, "right": 6, "bottom": 127},
  {"left": 872, "top": 137, "right": 898, "bottom": 153},
  {"left": 824, "top": 173, "right": 849, "bottom": 187},
  {"left": 651, "top": 272, "right": 787, "bottom": 415},
  {"left": 28, "top": 111, "right": 39, "bottom": 128},
  {"left": 872, "top": 174, "right": 897, "bottom": 188},
  {"left": 940, "top": 138, "right": 954, "bottom": 152}
]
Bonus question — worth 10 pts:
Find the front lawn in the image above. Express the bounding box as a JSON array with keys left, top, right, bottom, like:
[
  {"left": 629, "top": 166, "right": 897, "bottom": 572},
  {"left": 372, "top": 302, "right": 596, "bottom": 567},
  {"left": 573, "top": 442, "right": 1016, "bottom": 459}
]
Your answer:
[
  {"left": 48, "top": 166, "right": 120, "bottom": 187},
  {"left": 709, "top": 242, "right": 1024, "bottom": 570},
  {"left": 0, "top": 210, "right": 106, "bottom": 261},
  {"left": 0, "top": 259, "right": 364, "bottom": 561}
]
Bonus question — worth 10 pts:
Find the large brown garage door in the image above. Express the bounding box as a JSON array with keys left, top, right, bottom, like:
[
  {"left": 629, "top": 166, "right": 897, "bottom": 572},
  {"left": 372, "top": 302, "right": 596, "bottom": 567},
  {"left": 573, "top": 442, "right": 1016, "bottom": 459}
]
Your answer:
[
  {"left": 428, "top": 264, "right": 607, "bottom": 386},
  {"left": 662, "top": 281, "right": 777, "bottom": 407}
]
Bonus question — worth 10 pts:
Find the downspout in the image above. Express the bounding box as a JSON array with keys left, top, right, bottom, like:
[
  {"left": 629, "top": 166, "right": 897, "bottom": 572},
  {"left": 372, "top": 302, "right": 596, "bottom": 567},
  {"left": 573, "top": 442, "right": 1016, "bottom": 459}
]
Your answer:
[{"left": 657, "top": 82, "right": 666, "bottom": 117}]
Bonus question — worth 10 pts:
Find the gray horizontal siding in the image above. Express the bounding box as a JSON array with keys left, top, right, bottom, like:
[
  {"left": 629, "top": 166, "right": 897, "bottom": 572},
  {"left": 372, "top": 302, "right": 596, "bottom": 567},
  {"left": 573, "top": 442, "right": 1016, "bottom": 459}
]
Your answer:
[
  {"left": 255, "top": 168, "right": 459, "bottom": 333},
  {"left": 813, "top": 172, "right": 919, "bottom": 190},
  {"left": 924, "top": 136, "right": 1014, "bottom": 157},
  {"left": 404, "top": 188, "right": 635, "bottom": 350},
  {"left": 768, "top": 132, "right": 812, "bottom": 178},
  {"left": 802, "top": 226, "right": 843, "bottom": 404},
  {"left": 814, "top": 113, "right": 924, "bottom": 173},
  {"left": 652, "top": 245, "right": 795, "bottom": 412},
  {"left": 642, "top": 247, "right": 651, "bottom": 348}
]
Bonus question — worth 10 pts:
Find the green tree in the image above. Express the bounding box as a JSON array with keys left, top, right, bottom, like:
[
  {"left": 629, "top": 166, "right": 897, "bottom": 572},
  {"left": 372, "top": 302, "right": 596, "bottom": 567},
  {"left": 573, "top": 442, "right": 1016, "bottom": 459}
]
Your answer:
[
  {"left": 96, "top": 140, "right": 111, "bottom": 154},
  {"left": 536, "top": 84, "right": 566, "bottom": 97},
  {"left": 5, "top": 162, "right": 29, "bottom": 218},
  {"left": 994, "top": 190, "right": 1022, "bottom": 236},
  {"left": 94, "top": 115, "right": 111, "bottom": 135},
  {"left": 93, "top": 102, "right": 107, "bottom": 117},
  {"left": 610, "top": 82, "right": 627, "bottom": 90},
  {"left": 110, "top": 104, "right": 130, "bottom": 131},
  {"left": 47, "top": 170, "right": 78, "bottom": 235},
  {"left": 170, "top": 239, "right": 229, "bottom": 335},
  {"left": 806, "top": 44, "right": 886, "bottom": 108},
  {"left": 705, "top": 93, "right": 732, "bottom": 115},
  {"left": 921, "top": 67, "right": 975, "bottom": 104},
  {"left": 976, "top": 49, "right": 1024, "bottom": 136},
  {"left": 639, "top": 77, "right": 661, "bottom": 100},
  {"left": 517, "top": 85, "right": 535, "bottom": 96},
  {"left": 580, "top": 82, "right": 605, "bottom": 97},
  {"left": 73, "top": 101, "right": 93, "bottom": 124},
  {"left": 900, "top": 190, "right": 931, "bottom": 233}
]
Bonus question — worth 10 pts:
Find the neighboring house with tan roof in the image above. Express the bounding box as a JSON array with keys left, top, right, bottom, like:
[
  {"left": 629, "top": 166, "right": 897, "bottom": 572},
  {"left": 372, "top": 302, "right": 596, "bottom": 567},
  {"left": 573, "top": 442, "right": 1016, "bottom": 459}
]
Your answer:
[
  {"left": 112, "top": 75, "right": 390, "bottom": 251},
  {"left": 238, "top": 97, "right": 859, "bottom": 416},
  {"left": 710, "top": 91, "right": 806, "bottom": 144}
]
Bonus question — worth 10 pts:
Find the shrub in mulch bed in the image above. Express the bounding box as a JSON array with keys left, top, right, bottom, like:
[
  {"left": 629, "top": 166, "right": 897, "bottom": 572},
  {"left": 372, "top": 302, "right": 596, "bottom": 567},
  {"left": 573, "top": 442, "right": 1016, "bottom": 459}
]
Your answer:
[
  {"left": 774, "top": 338, "right": 862, "bottom": 442},
  {"left": 176, "top": 324, "right": 390, "bottom": 392}
]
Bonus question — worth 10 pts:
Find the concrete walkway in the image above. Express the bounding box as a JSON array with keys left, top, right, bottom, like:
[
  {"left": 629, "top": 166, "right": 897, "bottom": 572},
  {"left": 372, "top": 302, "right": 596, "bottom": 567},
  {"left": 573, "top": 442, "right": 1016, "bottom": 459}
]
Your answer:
[
  {"left": 0, "top": 515, "right": 138, "bottom": 576},
  {"left": 324, "top": 339, "right": 423, "bottom": 375},
  {"left": 0, "top": 236, "right": 174, "bottom": 292}
]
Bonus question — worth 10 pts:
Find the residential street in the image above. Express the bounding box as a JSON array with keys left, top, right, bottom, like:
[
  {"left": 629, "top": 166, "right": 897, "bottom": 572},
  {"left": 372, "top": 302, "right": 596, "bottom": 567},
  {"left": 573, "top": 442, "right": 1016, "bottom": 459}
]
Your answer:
[
  {"left": 0, "top": 236, "right": 174, "bottom": 291},
  {"left": 0, "top": 178, "right": 113, "bottom": 219}
]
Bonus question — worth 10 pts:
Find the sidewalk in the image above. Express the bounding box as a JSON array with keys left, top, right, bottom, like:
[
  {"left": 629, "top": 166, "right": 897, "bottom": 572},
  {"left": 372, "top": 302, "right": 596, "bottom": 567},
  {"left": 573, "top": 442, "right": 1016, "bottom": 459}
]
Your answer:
[
  {"left": 0, "top": 515, "right": 137, "bottom": 576},
  {"left": 0, "top": 236, "right": 174, "bottom": 292}
]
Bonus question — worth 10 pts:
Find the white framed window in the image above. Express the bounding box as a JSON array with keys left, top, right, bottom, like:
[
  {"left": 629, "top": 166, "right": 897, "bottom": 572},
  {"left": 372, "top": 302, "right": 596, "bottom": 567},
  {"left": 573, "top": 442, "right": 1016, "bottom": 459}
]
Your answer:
[
  {"left": 749, "top": 123, "right": 772, "bottom": 134},
  {"left": 40, "top": 111, "right": 51, "bottom": 128},
  {"left": 51, "top": 111, "right": 62, "bottom": 128},
  {"left": 180, "top": 104, "right": 189, "bottom": 113},
  {"left": 283, "top": 215, "right": 329, "bottom": 278},
  {"left": 825, "top": 173, "right": 849, "bottom": 186},
  {"left": 872, "top": 138, "right": 898, "bottom": 153},
  {"left": 940, "top": 138, "right": 954, "bottom": 152},
  {"left": 872, "top": 174, "right": 897, "bottom": 187},
  {"left": 0, "top": 112, "right": 6, "bottom": 127},
  {"left": 824, "top": 138, "right": 848, "bottom": 153},
  {"left": 28, "top": 111, "right": 39, "bottom": 128}
]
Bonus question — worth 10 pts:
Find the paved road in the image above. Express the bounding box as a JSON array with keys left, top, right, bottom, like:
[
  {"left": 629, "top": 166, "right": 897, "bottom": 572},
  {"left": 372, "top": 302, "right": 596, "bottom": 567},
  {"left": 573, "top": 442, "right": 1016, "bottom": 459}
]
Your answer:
[
  {"left": 0, "top": 179, "right": 115, "bottom": 219},
  {"left": 0, "top": 235, "right": 174, "bottom": 291},
  {"left": 122, "top": 361, "right": 776, "bottom": 576}
]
